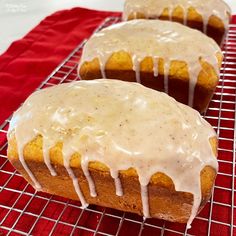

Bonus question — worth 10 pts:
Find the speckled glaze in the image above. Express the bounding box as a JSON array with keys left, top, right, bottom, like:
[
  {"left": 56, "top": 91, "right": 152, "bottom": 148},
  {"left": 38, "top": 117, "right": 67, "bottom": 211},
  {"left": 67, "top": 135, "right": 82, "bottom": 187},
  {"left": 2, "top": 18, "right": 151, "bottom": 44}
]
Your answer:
[{"left": 8, "top": 79, "right": 218, "bottom": 228}]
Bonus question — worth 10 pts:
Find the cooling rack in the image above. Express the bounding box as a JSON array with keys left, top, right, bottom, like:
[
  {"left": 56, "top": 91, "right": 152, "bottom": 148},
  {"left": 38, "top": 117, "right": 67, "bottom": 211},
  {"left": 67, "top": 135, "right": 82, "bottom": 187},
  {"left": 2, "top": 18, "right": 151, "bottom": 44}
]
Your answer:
[{"left": 0, "top": 16, "right": 236, "bottom": 236}]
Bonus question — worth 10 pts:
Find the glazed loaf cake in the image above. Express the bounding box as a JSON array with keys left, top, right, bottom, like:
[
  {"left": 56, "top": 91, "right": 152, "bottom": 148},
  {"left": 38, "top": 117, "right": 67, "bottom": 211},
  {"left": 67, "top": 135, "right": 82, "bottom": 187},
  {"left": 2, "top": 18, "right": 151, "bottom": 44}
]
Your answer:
[
  {"left": 7, "top": 79, "right": 218, "bottom": 228},
  {"left": 78, "top": 20, "right": 223, "bottom": 113},
  {"left": 123, "top": 0, "right": 231, "bottom": 45}
]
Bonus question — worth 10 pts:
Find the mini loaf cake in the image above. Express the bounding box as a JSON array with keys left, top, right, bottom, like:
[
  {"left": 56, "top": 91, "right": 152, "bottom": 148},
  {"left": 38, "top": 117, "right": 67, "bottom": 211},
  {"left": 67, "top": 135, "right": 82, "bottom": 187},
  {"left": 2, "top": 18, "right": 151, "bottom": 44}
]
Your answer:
[
  {"left": 123, "top": 0, "right": 231, "bottom": 45},
  {"left": 7, "top": 79, "right": 218, "bottom": 228},
  {"left": 78, "top": 20, "right": 223, "bottom": 113}
]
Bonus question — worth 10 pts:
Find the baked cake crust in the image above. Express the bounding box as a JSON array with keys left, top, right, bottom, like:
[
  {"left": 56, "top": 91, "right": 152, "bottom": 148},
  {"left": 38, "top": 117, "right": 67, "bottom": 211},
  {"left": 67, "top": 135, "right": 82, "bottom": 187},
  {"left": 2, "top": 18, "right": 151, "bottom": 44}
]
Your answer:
[{"left": 7, "top": 135, "right": 217, "bottom": 223}]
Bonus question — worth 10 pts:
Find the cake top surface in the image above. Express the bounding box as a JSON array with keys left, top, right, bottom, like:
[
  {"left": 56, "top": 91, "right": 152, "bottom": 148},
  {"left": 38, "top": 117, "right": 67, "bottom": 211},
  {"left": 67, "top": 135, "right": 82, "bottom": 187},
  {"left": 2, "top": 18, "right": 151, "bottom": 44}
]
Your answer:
[
  {"left": 123, "top": 0, "right": 231, "bottom": 25},
  {"left": 80, "top": 19, "right": 221, "bottom": 69},
  {"left": 9, "top": 79, "right": 217, "bottom": 178}
]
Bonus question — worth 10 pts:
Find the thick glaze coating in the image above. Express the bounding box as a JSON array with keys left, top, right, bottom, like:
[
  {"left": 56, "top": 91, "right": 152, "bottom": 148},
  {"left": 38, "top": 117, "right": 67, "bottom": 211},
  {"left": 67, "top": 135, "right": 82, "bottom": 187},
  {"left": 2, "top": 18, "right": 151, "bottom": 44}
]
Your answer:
[{"left": 8, "top": 79, "right": 218, "bottom": 228}]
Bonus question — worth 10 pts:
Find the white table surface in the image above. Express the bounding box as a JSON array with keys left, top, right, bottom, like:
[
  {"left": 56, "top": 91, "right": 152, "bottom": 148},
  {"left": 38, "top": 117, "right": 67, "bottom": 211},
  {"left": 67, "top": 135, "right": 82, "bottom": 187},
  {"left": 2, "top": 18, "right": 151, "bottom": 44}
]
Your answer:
[{"left": 0, "top": 0, "right": 235, "bottom": 55}]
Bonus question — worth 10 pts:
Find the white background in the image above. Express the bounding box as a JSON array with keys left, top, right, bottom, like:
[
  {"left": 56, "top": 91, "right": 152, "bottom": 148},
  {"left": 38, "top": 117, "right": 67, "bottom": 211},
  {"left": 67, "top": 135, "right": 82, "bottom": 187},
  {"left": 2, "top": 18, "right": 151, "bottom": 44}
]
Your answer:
[{"left": 0, "top": 0, "right": 235, "bottom": 55}]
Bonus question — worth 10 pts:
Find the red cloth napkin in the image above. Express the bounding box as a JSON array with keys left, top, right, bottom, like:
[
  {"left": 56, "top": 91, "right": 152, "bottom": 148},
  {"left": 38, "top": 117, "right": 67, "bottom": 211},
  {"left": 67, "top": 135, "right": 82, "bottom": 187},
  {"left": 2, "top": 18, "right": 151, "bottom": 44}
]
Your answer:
[{"left": 0, "top": 7, "right": 120, "bottom": 124}]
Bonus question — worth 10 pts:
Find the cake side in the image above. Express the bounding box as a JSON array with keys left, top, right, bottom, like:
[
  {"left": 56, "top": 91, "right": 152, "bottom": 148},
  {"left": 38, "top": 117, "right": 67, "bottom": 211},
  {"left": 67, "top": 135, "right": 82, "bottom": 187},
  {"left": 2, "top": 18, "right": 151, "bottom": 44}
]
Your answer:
[
  {"left": 79, "top": 51, "right": 223, "bottom": 113},
  {"left": 123, "top": 0, "right": 232, "bottom": 45},
  {"left": 7, "top": 135, "right": 217, "bottom": 223}
]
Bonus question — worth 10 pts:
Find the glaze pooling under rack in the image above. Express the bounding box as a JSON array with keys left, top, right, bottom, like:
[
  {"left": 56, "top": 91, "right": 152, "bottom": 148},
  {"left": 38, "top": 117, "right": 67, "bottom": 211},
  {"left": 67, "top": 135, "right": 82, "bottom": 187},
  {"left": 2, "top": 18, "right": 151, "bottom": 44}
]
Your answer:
[{"left": 0, "top": 17, "right": 236, "bottom": 236}]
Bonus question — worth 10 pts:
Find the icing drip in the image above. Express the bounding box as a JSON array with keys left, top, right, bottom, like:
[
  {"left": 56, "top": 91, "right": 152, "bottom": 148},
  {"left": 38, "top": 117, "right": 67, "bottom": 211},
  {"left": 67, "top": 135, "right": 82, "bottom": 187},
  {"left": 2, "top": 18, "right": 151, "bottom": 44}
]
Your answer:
[
  {"left": 18, "top": 146, "right": 41, "bottom": 190},
  {"left": 79, "top": 20, "right": 221, "bottom": 108},
  {"left": 169, "top": 7, "right": 173, "bottom": 21},
  {"left": 13, "top": 118, "right": 42, "bottom": 190},
  {"left": 164, "top": 61, "right": 170, "bottom": 94},
  {"left": 111, "top": 170, "right": 123, "bottom": 196},
  {"left": 64, "top": 156, "right": 88, "bottom": 208},
  {"left": 139, "top": 175, "right": 150, "bottom": 217},
  {"left": 188, "top": 63, "right": 201, "bottom": 107},
  {"left": 64, "top": 162, "right": 88, "bottom": 208},
  {"left": 123, "top": 0, "right": 231, "bottom": 33},
  {"left": 114, "top": 177, "right": 123, "bottom": 196},
  {"left": 99, "top": 58, "right": 106, "bottom": 78},
  {"left": 132, "top": 56, "right": 141, "bottom": 83},
  {"left": 153, "top": 57, "right": 159, "bottom": 77},
  {"left": 220, "top": 30, "right": 227, "bottom": 47},
  {"left": 183, "top": 8, "right": 188, "bottom": 25},
  {"left": 8, "top": 79, "right": 218, "bottom": 227},
  {"left": 42, "top": 140, "right": 57, "bottom": 176},
  {"left": 141, "top": 185, "right": 150, "bottom": 218},
  {"left": 81, "top": 159, "right": 97, "bottom": 197},
  {"left": 187, "top": 184, "right": 201, "bottom": 229},
  {"left": 203, "top": 18, "right": 208, "bottom": 34}
]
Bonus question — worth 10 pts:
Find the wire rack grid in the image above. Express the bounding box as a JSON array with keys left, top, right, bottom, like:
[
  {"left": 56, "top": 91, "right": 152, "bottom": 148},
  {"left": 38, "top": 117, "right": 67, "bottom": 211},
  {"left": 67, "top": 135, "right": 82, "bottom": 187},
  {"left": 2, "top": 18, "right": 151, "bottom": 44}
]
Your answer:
[{"left": 0, "top": 17, "right": 236, "bottom": 236}]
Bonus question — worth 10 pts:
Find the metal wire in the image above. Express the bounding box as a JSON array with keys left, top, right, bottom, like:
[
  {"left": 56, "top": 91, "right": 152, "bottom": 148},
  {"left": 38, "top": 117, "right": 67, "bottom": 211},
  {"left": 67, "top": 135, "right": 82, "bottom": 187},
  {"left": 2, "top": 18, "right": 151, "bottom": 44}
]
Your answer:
[{"left": 0, "top": 17, "right": 236, "bottom": 236}]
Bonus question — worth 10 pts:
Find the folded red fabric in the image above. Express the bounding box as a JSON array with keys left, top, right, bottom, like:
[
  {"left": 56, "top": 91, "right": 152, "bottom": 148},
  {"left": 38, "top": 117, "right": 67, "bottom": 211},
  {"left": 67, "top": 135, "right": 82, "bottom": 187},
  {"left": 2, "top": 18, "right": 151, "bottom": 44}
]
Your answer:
[{"left": 0, "top": 7, "right": 119, "bottom": 124}]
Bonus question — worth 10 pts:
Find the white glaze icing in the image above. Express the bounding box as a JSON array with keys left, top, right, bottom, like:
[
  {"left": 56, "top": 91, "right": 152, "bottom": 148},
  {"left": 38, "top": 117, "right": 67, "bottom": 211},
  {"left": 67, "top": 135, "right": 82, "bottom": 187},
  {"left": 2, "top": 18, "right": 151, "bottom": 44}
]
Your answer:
[
  {"left": 169, "top": 8, "right": 173, "bottom": 21},
  {"left": 99, "top": 58, "right": 107, "bottom": 78},
  {"left": 153, "top": 57, "right": 159, "bottom": 77},
  {"left": 141, "top": 185, "right": 150, "bottom": 218},
  {"left": 81, "top": 158, "right": 97, "bottom": 197},
  {"left": 114, "top": 177, "right": 123, "bottom": 196},
  {"left": 43, "top": 140, "right": 57, "bottom": 176},
  {"left": 111, "top": 169, "right": 123, "bottom": 196},
  {"left": 123, "top": 0, "right": 231, "bottom": 33},
  {"left": 8, "top": 79, "right": 218, "bottom": 227},
  {"left": 12, "top": 111, "right": 42, "bottom": 190},
  {"left": 79, "top": 20, "right": 221, "bottom": 108},
  {"left": 188, "top": 63, "right": 202, "bottom": 107},
  {"left": 18, "top": 146, "right": 41, "bottom": 190},
  {"left": 133, "top": 56, "right": 141, "bottom": 83},
  {"left": 183, "top": 9, "right": 188, "bottom": 25},
  {"left": 63, "top": 153, "right": 88, "bottom": 208}
]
